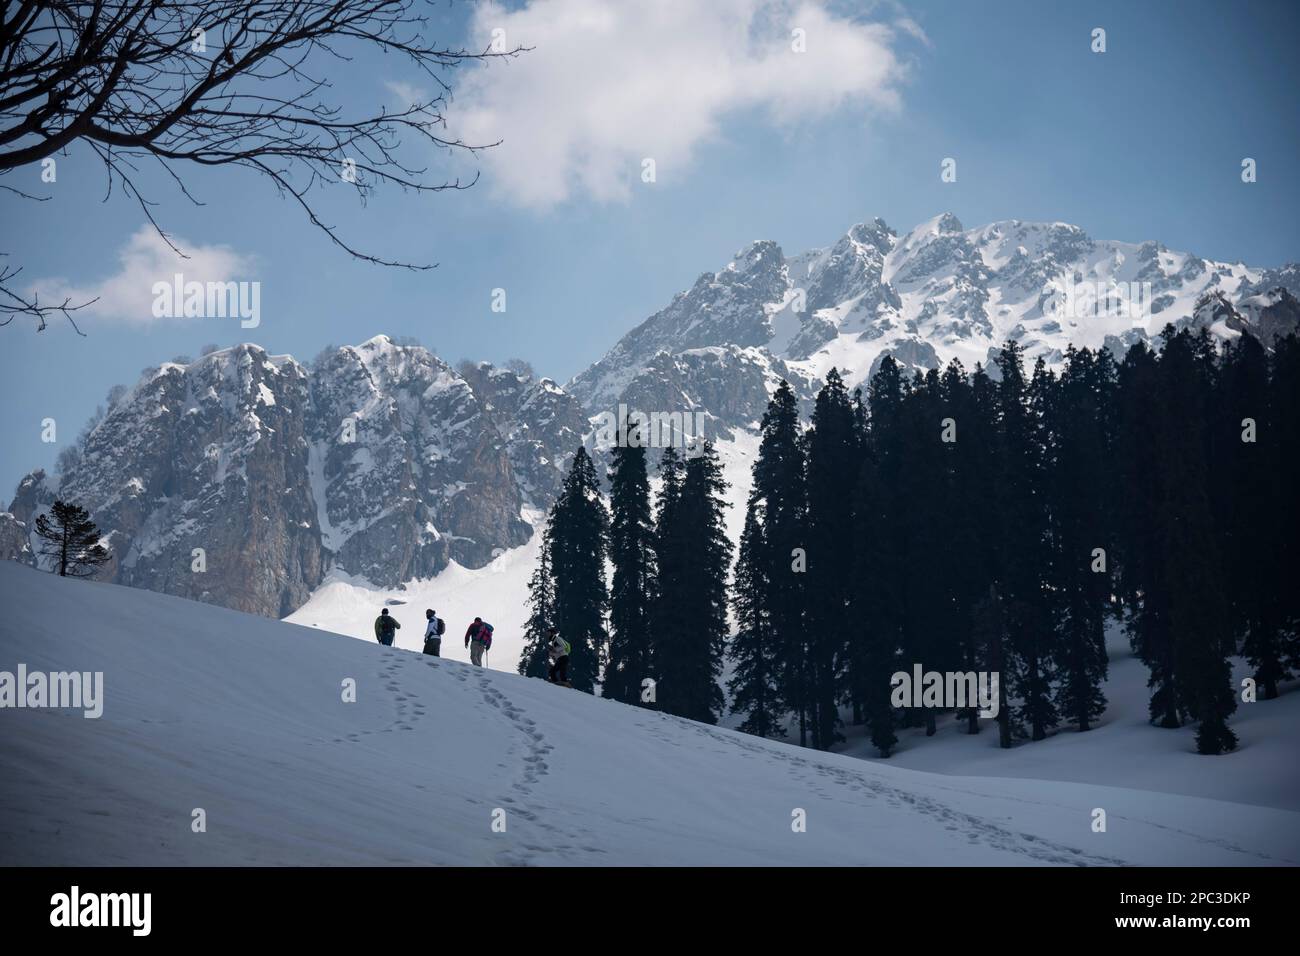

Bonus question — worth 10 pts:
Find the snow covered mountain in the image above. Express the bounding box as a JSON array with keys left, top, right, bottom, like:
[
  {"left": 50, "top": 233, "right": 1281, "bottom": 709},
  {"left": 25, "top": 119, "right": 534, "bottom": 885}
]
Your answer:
[
  {"left": 571, "top": 213, "right": 1300, "bottom": 422},
  {"left": 4, "top": 214, "right": 1297, "bottom": 622},
  {"left": 2, "top": 338, "right": 580, "bottom": 616},
  {"left": 3, "top": 561, "right": 1295, "bottom": 865}
]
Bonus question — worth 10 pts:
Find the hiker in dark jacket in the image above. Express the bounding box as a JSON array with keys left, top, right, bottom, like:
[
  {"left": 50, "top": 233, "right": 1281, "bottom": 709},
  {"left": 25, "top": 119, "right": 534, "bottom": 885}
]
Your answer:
[
  {"left": 464, "top": 617, "right": 491, "bottom": 667},
  {"left": 374, "top": 608, "right": 400, "bottom": 646}
]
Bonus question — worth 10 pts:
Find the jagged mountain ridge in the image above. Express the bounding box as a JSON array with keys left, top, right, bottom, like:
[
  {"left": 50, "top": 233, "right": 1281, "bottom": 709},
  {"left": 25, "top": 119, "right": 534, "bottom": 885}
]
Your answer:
[
  {"left": 3, "top": 337, "right": 582, "bottom": 616},
  {"left": 5, "top": 213, "right": 1297, "bottom": 619},
  {"left": 570, "top": 212, "right": 1300, "bottom": 420}
]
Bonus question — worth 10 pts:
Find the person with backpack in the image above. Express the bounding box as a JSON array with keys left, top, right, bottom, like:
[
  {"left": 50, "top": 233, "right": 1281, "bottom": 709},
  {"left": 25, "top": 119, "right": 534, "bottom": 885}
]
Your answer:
[
  {"left": 464, "top": 617, "right": 493, "bottom": 666},
  {"left": 546, "top": 626, "right": 571, "bottom": 686},
  {"left": 423, "top": 608, "right": 445, "bottom": 657},
  {"left": 374, "top": 607, "right": 400, "bottom": 646}
]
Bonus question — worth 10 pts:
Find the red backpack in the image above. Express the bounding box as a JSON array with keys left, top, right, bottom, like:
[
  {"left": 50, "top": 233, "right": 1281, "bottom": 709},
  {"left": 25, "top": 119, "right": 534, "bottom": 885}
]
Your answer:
[{"left": 480, "top": 622, "right": 494, "bottom": 649}]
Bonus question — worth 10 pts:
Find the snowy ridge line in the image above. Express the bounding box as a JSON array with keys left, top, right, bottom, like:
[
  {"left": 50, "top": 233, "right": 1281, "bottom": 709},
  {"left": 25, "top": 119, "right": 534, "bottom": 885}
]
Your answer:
[{"left": 569, "top": 212, "right": 1300, "bottom": 414}]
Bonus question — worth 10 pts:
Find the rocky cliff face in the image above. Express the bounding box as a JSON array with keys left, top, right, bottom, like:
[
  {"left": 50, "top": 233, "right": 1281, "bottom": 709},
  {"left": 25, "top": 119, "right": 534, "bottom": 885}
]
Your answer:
[
  {"left": 307, "top": 339, "right": 532, "bottom": 585},
  {"left": 8, "top": 338, "right": 569, "bottom": 617},
  {"left": 0, "top": 511, "right": 32, "bottom": 565},
  {"left": 1180, "top": 288, "right": 1300, "bottom": 347},
  {"left": 457, "top": 361, "right": 588, "bottom": 506},
  {"left": 17, "top": 346, "right": 324, "bottom": 616},
  {"left": 1, "top": 470, "right": 47, "bottom": 564},
  {"left": 601, "top": 345, "right": 814, "bottom": 448}
]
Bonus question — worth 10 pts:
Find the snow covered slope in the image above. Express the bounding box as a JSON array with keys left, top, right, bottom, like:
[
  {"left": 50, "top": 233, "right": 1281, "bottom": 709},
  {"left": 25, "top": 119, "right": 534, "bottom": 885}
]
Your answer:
[
  {"left": 285, "top": 510, "right": 546, "bottom": 672},
  {"left": 832, "top": 624, "right": 1300, "bottom": 813},
  {"left": 1, "top": 562, "right": 1295, "bottom": 866}
]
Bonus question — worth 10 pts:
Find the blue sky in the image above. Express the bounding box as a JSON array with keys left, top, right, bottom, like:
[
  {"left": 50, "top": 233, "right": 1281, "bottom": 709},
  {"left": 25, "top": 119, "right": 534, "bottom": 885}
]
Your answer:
[{"left": 2, "top": 0, "right": 1298, "bottom": 495}]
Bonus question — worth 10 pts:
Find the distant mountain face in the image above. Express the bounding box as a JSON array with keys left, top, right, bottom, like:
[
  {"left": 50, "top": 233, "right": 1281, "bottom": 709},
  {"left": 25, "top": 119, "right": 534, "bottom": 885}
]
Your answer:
[
  {"left": 6, "top": 214, "right": 1296, "bottom": 617},
  {"left": 4, "top": 338, "right": 580, "bottom": 617},
  {"left": 570, "top": 213, "right": 1300, "bottom": 425}
]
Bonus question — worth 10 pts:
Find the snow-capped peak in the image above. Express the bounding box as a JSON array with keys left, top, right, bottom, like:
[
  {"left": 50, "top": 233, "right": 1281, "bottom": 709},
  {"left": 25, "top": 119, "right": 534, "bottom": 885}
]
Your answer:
[{"left": 572, "top": 213, "right": 1298, "bottom": 418}]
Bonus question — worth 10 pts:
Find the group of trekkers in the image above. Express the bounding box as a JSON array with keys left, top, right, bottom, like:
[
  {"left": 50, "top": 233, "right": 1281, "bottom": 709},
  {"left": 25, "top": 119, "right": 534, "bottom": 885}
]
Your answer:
[{"left": 372, "top": 607, "right": 571, "bottom": 686}]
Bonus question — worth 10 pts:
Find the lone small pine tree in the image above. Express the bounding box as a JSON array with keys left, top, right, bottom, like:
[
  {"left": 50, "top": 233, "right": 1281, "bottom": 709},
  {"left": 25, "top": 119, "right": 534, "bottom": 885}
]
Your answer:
[{"left": 34, "top": 500, "right": 111, "bottom": 578}]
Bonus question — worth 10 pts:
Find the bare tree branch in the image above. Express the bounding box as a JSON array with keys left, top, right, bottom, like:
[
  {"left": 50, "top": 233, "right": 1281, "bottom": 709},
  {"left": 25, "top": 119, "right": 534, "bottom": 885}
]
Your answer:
[
  {"left": 0, "top": 255, "right": 95, "bottom": 333},
  {"left": 0, "top": 1, "right": 524, "bottom": 331}
]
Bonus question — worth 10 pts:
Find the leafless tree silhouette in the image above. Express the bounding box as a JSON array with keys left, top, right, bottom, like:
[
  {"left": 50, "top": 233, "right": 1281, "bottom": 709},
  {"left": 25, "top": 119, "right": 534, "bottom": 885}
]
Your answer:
[{"left": 0, "top": 1, "right": 523, "bottom": 332}]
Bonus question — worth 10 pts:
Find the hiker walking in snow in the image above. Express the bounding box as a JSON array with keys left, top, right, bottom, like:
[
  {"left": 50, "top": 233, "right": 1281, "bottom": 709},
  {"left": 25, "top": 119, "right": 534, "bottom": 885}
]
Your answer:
[
  {"left": 547, "top": 627, "right": 571, "bottom": 686},
  {"left": 465, "top": 616, "right": 493, "bottom": 667},
  {"left": 423, "top": 609, "right": 445, "bottom": 657},
  {"left": 374, "top": 607, "right": 400, "bottom": 646}
]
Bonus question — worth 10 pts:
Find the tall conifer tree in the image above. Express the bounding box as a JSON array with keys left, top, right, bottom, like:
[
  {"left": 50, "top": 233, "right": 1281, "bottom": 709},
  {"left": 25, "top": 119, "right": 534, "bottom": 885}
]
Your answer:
[
  {"left": 947, "top": 362, "right": 1001, "bottom": 733},
  {"left": 1047, "top": 347, "right": 1113, "bottom": 731},
  {"left": 518, "top": 526, "right": 556, "bottom": 679},
  {"left": 548, "top": 446, "right": 609, "bottom": 693},
  {"left": 804, "top": 368, "right": 859, "bottom": 749},
  {"left": 1115, "top": 341, "right": 1180, "bottom": 726},
  {"left": 648, "top": 444, "right": 686, "bottom": 706},
  {"left": 729, "top": 507, "right": 782, "bottom": 736},
  {"left": 850, "top": 380, "right": 899, "bottom": 756},
  {"left": 850, "top": 358, "right": 911, "bottom": 748},
  {"left": 995, "top": 343, "right": 1057, "bottom": 740},
  {"left": 1218, "top": 333, "right": 1288, "bottom": 697},
  {"left": 749, "top": 381, "right": 809, "bottom": 745},
  {"left": 897, "top": 369, "right": 952, "bottom": 735},
  {"left": 657, "top": 441, "right": 731, "bottom": 723},
  {"left": 1265, "top": 334, "right": 1300, "bottom": 688},
  {"left": 604, "top": 427, "right": 656, "bottom": 705},
  {"left": 1155, "top": 329, "right": 1237, "bottom": 753}
]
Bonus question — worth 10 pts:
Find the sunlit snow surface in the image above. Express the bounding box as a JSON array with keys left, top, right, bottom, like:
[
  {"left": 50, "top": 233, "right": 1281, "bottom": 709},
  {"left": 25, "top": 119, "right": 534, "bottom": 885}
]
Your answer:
[{"left": 1, "top": 561, "right": 1296, "bottom": 866}]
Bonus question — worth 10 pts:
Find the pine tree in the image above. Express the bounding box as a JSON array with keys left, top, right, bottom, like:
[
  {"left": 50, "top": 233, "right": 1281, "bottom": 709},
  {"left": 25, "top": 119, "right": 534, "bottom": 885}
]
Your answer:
[
  {"left": 748, "top": 381, "right": 809, "bottom": 744},
  {"left": 973, "top": 584, "right": 1013, "bottom": 749},
  {"left": 852, "top": 358, "right": 907, "bottom": 751},
  {"left": 1266, "top": 333, "right": 1300, "bottom": 687},
  {"left": 946, "top": 362, "right": 1001, "bottom": 734},
  {"left": 804, "top": 368, "right": 859, "bottom": 749},
  {"left": 648, "top": 444, "right": 686, "bottom": 707},
  {"left": 729, "top": 507, "right": 782, "bottom": 736},
  {"left": 995, "top": 344, "right": 1057, "bottom": 741},
  {"left": 34, "top": 500, "right": 111, "bottom": 578},
  {"left": 518, "top": 526, "right": 555, "bottom": 679},
  {"left": 897, "top": 368, "right": 953, "bottom": 736},
  {"left": 604, "top": 430, "right": 656, "bottom": 705},
  {"left": 548, "top": 447, "right": 609, "bottom": 693},
  {"left": 1154, "top": 329, "right": 1237, "bottom": 753},
  {"left": 844, "top": 383, "right": 871, "bottom": 728},
  {"left": 1047, "top": 347, "right": 1113, "bottom": 731},
  {"left": 1218, "top": 333, "right": 1288, "bottom": 698},
  {"left": 851, "top": 441, "right": 898, "bottom": 755},
  {"left": 1115, "top": 341, "right": 1181, "bottom": 726},
  {"left": 656, "top": 441, "right": 731, "bottom": 723}
]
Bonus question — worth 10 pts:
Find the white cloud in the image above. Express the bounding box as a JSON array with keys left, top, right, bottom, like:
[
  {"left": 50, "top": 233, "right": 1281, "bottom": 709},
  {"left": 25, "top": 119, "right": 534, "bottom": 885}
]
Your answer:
[
  {"left": 30, "top": 226, "right": 255, "bottom": 324},
  {"left": 893, "top": 15, "right": 932, "bottom": 48},
  {"left": 453, "top": 0, "right": 913, "bottom": 208},
  {"left": 384, "top": 80, "right": 429, "bottom": 110}
]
